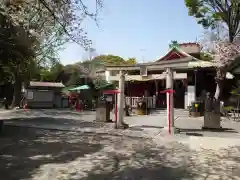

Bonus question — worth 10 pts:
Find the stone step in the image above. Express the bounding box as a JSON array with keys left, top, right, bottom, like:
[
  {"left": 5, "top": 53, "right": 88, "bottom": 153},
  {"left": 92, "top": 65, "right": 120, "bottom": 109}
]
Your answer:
[{"left": 150, "top": 109, "right": 190, "bottom": 117}]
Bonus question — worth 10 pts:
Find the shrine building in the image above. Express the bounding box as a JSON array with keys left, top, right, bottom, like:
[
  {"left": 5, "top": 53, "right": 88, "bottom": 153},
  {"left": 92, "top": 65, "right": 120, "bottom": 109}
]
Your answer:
[{"left": 96, "top": 43, "right": 234, "bottom": 109}]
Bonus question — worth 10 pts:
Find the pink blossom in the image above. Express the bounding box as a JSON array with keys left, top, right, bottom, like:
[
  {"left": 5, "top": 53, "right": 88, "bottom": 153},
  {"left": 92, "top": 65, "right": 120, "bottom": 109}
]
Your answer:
[{"left": 213, "top": 41, "right": 240, "bottom": 68}]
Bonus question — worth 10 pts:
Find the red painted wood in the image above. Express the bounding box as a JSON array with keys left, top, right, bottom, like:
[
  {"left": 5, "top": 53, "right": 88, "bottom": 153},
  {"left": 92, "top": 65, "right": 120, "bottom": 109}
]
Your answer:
[
  {"left": 158, "top": 49, "right": 187, "bottom": 61},
  {"left": 103, "top": 89, "right": 120, "bottom": 94},
  {"left": 160, "top": 89, "right": 175, "bottom": 94},
  {"left": 168, "top": 92, "right": 171, "bottom": 134},
  {"left": 115, "top": 94, "right": 118, "bottom": 122}
]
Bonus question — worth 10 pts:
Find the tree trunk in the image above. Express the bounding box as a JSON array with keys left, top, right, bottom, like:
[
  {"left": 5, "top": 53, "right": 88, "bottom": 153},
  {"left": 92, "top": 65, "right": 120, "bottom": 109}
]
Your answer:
[
  {"left": 214, "top": 80, "right": 222, "bottom": 101},
  {"left": 11, "top": 75, "right": 22, "bottom": 107},
  {"left": 228, "top": 29, "right": 234, "bottom": 43}
]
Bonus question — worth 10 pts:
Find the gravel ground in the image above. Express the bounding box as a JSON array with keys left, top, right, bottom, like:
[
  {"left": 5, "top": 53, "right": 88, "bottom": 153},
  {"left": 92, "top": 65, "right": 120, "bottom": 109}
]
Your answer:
[
  {"left": 2, "top": 109, "right": 240, "bottom": 138},
  {"left": 0, "top": 125, "right": 240, "bottom": 180},
  {"left": 0, "top": 109, "right": 240, "bottom": 179}
]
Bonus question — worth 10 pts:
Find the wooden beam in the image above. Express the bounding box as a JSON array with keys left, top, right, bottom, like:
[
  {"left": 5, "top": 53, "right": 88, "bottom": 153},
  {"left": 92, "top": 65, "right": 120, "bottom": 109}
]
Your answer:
[{"left": 108, "top": 72, "right": 187, "bottom": 81}]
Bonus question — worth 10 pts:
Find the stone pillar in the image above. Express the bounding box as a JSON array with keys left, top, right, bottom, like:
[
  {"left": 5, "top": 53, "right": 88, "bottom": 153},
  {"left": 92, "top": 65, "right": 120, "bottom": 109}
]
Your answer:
[
  {"left": 105, "top": 70, "right": 110, "bottom": 83},
  {"left": 117, "top": 70, "right": 125, "bottom": 128},
  {"left": 153, "top": 95, "right": 156, "bottom": 108},
  {"left": 154, "top": 80, "right": 159, "bottom": 108},
  {"left": 203, "top": 94, "right": 221, "bottom": 129},
  {"left": 166, "top": 68, "right": 175, "bottom": 133}
]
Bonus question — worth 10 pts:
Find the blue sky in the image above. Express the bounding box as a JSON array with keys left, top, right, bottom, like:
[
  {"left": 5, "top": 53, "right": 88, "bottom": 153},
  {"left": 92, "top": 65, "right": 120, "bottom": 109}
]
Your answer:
[{"left": 59, "top": 0, "right": 203, "bottom": 65}]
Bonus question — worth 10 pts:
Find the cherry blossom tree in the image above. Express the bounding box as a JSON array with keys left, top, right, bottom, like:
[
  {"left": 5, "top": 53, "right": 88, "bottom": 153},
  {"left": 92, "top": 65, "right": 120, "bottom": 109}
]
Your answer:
[
  {"left": 1, "top": 0, "right": 103, "bottom": 106},
  {"left": 212, "top": 41, "right": 240, "bottom": 100},
  {"left": 199, "top": 38, "right": 240, "bottom": 128}
]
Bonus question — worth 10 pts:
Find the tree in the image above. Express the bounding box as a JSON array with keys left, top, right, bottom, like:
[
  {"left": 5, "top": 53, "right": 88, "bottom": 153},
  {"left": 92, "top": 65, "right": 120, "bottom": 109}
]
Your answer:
[
  {"left": 75, "top": 54, "right": 135, "bottom": 85},
  {"left": 84, "top": 48, "right": 98, "bottom": 61},
  {"left": 196, "top": 25, "right": 240, "bottom": 128},
  {"left": 0, "top": 0, "right": 102, "bottom": 106},
  {"left": 92, "top": 55, "right": 137, "bottom": 65},
  {"left": 194, "top": 3, "right": 240, "bottom": 100},
  {"left": 126, "top": 57, "right": 137, "bottom": 64},
  {"left": 92, "top": 55, "right": 126, "bottom": 65},
  {"left": 185, "top": 0, "right": 240, "bottom": 42},
  {"left": 199, "top": 39, "right": 240, "bottom": 128},
  {"left": 185, "top": 1, "right": 240, "bottom": 128},
  {"left": 0, "top": 9, "right": 38, "bottom": 106},
  {"left": 56, "top": 54, "right": 137, "bottom": 89},
  {"left": 57, "top": 64, "right": 86, "bottom": 86},
  {"left": 3, "top": 0, "right": 103, "bottom": 47},
  {"left": 212, "top": 41, "right": 240, "bottom": 100},
  {"left": 199, "top": 52, "right": 213, "bottom": 61},
  {"left": 66, "top": 71, "right": 82, "bottom": 86},
  {"left": 36, "top": 63, "right": 64, "bottom": 82}
]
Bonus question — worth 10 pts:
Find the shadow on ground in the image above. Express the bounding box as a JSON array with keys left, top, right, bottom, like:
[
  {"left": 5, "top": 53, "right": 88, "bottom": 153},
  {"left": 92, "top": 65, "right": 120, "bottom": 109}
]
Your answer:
[
  {"left": 176, "top": 127, "right": 238, "bottom": 137},
  {"left": 84, "top": 145, "right": 192, "bottom": 180},
  {"left": 178, "top": 127, "right": 238, "bottom": 133},
  {"left": 0, "top": 126, "right": 103, "bottom": 180},
  {"left": 83, "top": 136, "right": 240, "bottom": 180},
  {"left": 1, "top": 109, "right": 95, "bottom": 118},
  {"left": 129, "top": 125, "right": 164, "bottom": 132},
  {"left": 0, "top": 127, "right": 193, "bottom": 180},
  {"left": 29, "top": 109, "right": 95, "bottom": 116},
  {"left": 2, "top": 116, "right": 104, "bottom": 130},
  {"left": 0, "top": 125, "right": 240, "bottom": 179}
]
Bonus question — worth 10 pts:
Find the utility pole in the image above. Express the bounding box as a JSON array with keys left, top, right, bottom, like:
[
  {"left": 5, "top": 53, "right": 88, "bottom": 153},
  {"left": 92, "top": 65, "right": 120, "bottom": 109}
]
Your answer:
[
  {"left": 140, "top": 49, "right": 145, "bottom": 63},
  {"left": 81, "top": 47, "right": 97, "bottom": 84}
]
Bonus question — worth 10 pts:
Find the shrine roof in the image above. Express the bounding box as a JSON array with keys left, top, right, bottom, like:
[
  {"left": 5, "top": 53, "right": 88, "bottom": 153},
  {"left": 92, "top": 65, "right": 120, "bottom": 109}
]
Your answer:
[
  {"left": 156, "top": 46, "right": 199, "bottom": 62},
  {"left": 105, "top": 56, "right": 197, "bottom": 68},
  {"left": 103, "top": 43, "right": 215, "bottom": 70},
  {"left": 105, "top": 45, "right": 200, "bottom": 68}
]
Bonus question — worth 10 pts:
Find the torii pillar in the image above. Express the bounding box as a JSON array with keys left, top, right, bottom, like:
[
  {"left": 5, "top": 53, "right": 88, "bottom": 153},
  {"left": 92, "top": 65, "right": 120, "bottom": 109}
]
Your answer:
[
  {"left": 117, "top": 70, "right": 125, "bottom": 128},
  {"left": 166, "top": 68, "right": 175, "bottom": 134}
]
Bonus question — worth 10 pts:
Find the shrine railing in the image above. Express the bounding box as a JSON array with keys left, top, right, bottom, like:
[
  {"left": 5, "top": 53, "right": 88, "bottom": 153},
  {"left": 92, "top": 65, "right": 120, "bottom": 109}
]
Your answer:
[{"left": 125, "top": 96, "right": 156, "bottom": 108}]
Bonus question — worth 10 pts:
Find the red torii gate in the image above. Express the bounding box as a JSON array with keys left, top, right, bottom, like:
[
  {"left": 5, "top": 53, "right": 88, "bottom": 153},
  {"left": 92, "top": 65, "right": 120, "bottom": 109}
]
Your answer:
[
  {"left": 103, "top": 88, "right": 175, "bottom": 134},
  {"left": 160, "top": 89, "right": 175, "bottom": 134}
]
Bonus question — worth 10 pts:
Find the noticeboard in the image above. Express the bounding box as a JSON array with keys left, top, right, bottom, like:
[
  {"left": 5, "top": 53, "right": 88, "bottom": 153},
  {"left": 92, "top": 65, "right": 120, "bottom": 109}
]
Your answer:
[
  {"left": 105, "top": 95, "right": 113, "bottom": 102},
  {"left": 27, "top": 91, "right": 33, "bottom": 100}
]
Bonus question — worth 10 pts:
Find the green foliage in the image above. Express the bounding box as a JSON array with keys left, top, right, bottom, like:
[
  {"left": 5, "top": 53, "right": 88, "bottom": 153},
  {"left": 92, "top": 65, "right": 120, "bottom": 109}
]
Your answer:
[
  {"left": 50, "top": 63, "right": 64, "bottom": 81},
  {"left": 93, "top": 79, "right": 115, "bottom": 90},
  {"left": 0, "top": 0, "right": 102, "bottom": 75},
  {"left": 36, "top": 63, "right": 64, "bottom": 82},
  {"left": 169, "top": 40, "right": 179, "bottom": 49},
  {"left": 0, "top": 0, "right": 102, "bottom": 106},
  {"left": 53, "top": 64, "right": 86, "bottom": 86},
  {"left": 56, "top": 54, "right": 137, "bottom": 87},
  {"left": 66, "top": 71, "right": 82, "bottom": 86},
  {"left": 199, "top": 52, "right": 213, "bottom": 61},
  {"left": 0, "top": 10, "right": 37, "bottom": 82},
  {"left": 185, "top": 0, "right": 240, "bottom": 41},
  {"left": 185, "top": 0, "right": 222, "bottom": 28},
  {"left": 92, "top": 55, "right": 137, "bottom": 65},
  {"left": 92, "top": 55, "right": 125, "bottom": 65},
  {"left": 231, "top": 87, "right": 240, "bottom": 96},
  {"left": 126, "top": 57, "right": 137, "bottom": 64}
]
